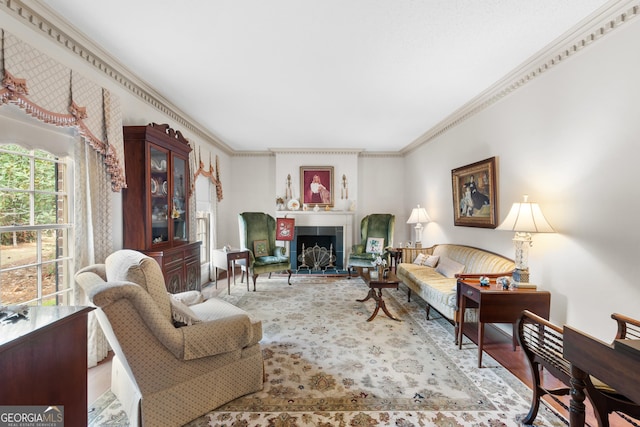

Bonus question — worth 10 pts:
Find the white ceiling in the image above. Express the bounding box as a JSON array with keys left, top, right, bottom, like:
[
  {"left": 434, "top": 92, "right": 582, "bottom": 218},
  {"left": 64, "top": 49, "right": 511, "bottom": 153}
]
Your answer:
[{"left": 39, "top": 0, "right": 610, "bottom": 153}]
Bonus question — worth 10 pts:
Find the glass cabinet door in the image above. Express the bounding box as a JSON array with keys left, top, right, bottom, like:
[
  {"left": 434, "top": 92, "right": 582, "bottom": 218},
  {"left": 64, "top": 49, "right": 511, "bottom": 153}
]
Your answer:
[
  {"left": 150, "top": 146, "right": 169, "bottom": 245},
  {"left": 172, "top": 155, "right": 188, "bottom": 242}
]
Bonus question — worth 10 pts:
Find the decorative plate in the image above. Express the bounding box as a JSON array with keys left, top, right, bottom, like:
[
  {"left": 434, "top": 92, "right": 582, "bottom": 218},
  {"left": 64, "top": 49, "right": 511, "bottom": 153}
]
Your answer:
[
  {"left": 162, "top": 181, "right": 168, "bottom": 195},
  {"left": 150, "top": 178, "right": 158, "bottom": 194},
  {"left": 287, "top": 199, "right": 300, "bottom": 211}
]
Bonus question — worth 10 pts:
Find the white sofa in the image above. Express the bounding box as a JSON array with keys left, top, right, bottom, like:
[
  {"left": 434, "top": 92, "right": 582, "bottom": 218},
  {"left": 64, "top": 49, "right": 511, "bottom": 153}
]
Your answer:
[
  {"left": 75, "top": 249, "right": 264, "bottom": 427},
  {"left": 396, "top": 244, "right": 515, "bottom": 323}
]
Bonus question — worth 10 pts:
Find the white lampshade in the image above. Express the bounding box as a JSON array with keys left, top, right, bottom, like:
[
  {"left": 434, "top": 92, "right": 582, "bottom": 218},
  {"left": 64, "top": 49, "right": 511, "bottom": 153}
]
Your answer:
[
  {"left": 496, "top": 195, "right": 554, "bottom": 233},
  {"left": 406, "top": 204, "right": 430, "bottom": 248},
  {"left": 406, "top": 205, "right": 431, "bottom": 224},
  {"left": 497, "top": 195, "right": 554, "bottom": 284}
]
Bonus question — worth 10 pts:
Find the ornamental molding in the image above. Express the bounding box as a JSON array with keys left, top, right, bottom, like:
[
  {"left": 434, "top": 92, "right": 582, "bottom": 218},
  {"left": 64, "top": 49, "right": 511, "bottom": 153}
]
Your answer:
[
  {"left": 269, "top": 148, "right": 363, "bottom": 156},
  {"left": 231, "top": 151, "right": 275, "bottom": 158},
  {"left": 2, "top": 0, "right": 638, "bottom": 156},
  {"left": 0, "top": 0, "right": 234, "bottom": 155},
  {"left": 1, "top": 71, "right": 127, "bottom": 191},
  {"left": 358, "top": 151, "right": 403, "bottom": 158},
  {"left": 401, "top": 1, "right": 640, "bottom": 155}
]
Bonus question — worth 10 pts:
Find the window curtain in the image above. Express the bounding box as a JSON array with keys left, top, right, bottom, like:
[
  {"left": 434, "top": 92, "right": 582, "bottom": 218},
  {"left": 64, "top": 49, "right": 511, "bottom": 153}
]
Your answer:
[
  {"left": 74, "top": 140, "right": 113, "bottom": 366},
  {"left": 1, "top": 29, "right": 126, "bottom": 367}
]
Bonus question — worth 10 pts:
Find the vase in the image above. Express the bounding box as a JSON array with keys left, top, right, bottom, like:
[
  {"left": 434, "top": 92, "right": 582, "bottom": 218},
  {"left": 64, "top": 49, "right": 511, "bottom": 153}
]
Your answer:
[{"left": 377, "top": 265, "right": 384, "bottom": 278}]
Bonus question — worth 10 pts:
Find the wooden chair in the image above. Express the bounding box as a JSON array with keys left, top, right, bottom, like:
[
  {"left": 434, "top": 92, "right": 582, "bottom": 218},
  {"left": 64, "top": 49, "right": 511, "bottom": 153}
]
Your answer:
[
  {"left": 517, "top": 310, "right": 640, "bottom": 426},
  {"left": 586, "top": 313, "right": 640, "bottom": 427}
]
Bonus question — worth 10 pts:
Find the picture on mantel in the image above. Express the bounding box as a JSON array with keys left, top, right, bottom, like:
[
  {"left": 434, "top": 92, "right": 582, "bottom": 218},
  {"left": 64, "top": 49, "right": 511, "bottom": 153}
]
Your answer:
[{"left": 300, "top": 166, "right": 334, "bottom": 208}]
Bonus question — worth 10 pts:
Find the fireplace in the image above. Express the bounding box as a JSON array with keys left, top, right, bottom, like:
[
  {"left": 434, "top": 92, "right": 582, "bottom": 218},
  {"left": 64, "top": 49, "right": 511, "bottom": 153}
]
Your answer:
[
  {"left": 276, "top": 211, "right": 355, "bottom": 272},
  {"left": 293, "top": 226, "right": 343, "bottom": 271}
]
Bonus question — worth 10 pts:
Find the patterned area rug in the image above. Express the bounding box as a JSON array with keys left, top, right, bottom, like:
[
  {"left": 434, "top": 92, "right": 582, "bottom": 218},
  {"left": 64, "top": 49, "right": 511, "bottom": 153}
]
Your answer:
[{"left": 89, "top": 276, "right": 566, "bottom": 426}]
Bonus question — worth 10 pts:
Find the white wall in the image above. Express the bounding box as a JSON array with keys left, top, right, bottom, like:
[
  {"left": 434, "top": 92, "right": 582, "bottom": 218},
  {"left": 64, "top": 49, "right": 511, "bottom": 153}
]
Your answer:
[
  {"left": 220, "top": 152, "right": 405, "bottom": 249},
  {"left": 404, "top": 19, "right": 640, "bottom": 341},
  {"left": 357, "top": 155, "right": 406, "bottom": 245}
]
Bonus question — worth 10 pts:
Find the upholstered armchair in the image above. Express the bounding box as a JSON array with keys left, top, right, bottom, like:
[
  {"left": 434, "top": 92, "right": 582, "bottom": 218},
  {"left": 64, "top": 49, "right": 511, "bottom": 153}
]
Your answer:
[
  {"left": 75, "top": 249, "right": 263, "bottom": 427},
  {"left": 347, "top": 213, "right": 395, "bottom": 277},
  {"left": 238, "top": 212, "right": 292, "bottom": 290}
]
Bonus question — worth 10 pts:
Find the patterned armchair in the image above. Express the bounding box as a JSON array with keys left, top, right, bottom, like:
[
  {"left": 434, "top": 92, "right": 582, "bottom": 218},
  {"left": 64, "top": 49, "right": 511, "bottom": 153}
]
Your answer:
[
  {"left": 238, "top": 212, "right": 292, "bottom": 290},
  {"left": 75, "top": 249, "right": 263, "bottom": 427},
  {"left": 347, "top": 213, "right": 395, "bottom": 277}
]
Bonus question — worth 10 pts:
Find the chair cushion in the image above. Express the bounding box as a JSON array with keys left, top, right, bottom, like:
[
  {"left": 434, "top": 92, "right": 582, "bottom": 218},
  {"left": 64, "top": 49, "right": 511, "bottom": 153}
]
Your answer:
[
  {"left": 253, "top": 255, "right": 289, "bottom": 266},
  {"left": 348, "top": 252, "right": 377, "bottom": 268},
  {"left": 105, "top": 249, "right": 172, "bottom": 322},
  {"left": 350, "top": 252, "right": 376, "bottom": 261},
  {"left": 189, "top": 298, "right": 263, "bottom": 347}
]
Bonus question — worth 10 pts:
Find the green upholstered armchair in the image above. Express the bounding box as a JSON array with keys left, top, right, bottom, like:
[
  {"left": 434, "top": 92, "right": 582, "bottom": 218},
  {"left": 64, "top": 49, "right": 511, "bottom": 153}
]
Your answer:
[
  {"left": 238, "top": 212, "right": 292, "bottom": 290},
  {"left": 347, "top": 213, "right": 395, "bottom": 277}
]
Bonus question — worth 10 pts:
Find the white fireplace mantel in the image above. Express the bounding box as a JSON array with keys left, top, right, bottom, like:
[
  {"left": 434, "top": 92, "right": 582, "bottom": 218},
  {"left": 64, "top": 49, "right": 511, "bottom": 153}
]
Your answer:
[{"left": 276, "top": 210, "right": 355, "bottom": 267}]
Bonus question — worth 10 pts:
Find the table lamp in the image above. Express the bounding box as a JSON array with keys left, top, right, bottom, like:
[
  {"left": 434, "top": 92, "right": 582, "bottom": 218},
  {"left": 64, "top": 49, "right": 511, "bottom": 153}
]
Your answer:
[
  {"left": 406, "top": 204, "right": 431, "bottom": 248},
  {"left": 496, "top": 195, "right": 554, "bottom": 283}
]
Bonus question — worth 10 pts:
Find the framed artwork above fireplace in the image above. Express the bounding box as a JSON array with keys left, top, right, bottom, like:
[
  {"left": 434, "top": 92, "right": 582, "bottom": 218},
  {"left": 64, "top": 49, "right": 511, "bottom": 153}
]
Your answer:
[{"left": 300, "top": 166, "right": 334, "bottom": 207}]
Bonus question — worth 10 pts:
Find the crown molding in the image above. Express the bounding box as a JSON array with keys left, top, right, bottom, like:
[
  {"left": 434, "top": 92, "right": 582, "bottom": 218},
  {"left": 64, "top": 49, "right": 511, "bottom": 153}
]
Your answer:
[
  {"left": 1, "top": 0, "right": 235, "bottom": 155},
  {"left": 401, "top": 0, "right": 640, "bottom": 155},
  {"left": 231, "top": 151, "right": 275, "bottom": 158},
  {"left": 269, "top": 148, "right": 363, "bottom": 156},
  {"left": 3, "top": 0, "right": 638, "bottom": 157},
  {"left": 358, "top": 151, "right": 403, "bottom": 158}
]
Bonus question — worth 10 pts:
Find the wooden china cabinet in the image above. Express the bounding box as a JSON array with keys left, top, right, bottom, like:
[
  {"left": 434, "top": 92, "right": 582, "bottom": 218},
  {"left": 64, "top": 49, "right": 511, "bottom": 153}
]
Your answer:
[{"left": 122, "top": 123, "right": 201, "bottom": 293}]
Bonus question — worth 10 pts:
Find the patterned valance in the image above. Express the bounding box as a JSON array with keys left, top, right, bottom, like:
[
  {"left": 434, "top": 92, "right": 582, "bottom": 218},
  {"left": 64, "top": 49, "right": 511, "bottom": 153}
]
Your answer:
[
  {"left": 0, "top": 29, "right": 126, "bottom": 191},
  {"left": 193, "top": 147, "right": 223, "bottom": 202}
]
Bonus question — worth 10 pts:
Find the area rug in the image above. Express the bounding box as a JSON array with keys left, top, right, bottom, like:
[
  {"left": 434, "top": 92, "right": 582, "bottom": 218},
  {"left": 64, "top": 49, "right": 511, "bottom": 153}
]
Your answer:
[{"left": 89, "top": 276, "right": 566, "bottom": 426}]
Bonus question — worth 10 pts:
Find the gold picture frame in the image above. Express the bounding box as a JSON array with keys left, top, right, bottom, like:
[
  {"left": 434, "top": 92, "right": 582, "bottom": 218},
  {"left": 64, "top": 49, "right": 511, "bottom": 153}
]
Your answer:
[
  {"left": 300, "top": 166, "right": 334, "bottom": 207},
  {"left": 451, "top": 157, "right": 498, "bottom": 228}
]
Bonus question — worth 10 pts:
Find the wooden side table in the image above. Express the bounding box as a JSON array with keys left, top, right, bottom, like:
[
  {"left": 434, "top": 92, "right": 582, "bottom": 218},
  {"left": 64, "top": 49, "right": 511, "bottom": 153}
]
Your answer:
[
  {"left": 387, "top": 248, "right": 403, "bottom": 272},
  {"left": 456, "top": 278, "right": 550, "bottom": 367},
  {"left": 0, "top": 306, "right": 93, "bottom": 427},
  {"left": 212, "top": 248, "right": 250, "bottom": 294}
]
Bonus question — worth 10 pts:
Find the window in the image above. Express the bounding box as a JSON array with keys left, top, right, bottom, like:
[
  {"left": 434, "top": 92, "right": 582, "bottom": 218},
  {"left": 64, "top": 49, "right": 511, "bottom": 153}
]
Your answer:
[
  {"left": 0, "top": 144, "right": 72, "bottom": 306},
  {"left": 196, "top": 212, "right": 210, "bottom": 264}
]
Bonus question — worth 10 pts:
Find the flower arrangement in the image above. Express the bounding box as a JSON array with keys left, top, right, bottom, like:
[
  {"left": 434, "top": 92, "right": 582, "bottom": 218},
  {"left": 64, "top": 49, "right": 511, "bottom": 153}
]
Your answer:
[
  {"left": 372, "top": 255, "right": 387, "bottom": 268},
  {"left": 276, "top": 196, "right": 285, "bottom": 205}
]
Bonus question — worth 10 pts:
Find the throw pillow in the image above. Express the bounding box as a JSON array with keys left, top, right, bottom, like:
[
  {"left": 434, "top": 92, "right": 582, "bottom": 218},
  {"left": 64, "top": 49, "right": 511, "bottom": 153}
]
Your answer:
[
  {"left": 365, "top": 237, "right": 385, "bottom": 254},
  {"left": 422, "top": 255, "right": 440, "bottom": 268},
  {"left": 171, "top": 290, "right": 204, "bottom": 306},
  {"left": 169, "top": 295, "right": 202, "bottom": 327},
  {"left": 435, "top": 256, "right": 465, "bottom": 278},
  {"left": 413, "top": 253, "right": 427, "bottom": 265}
]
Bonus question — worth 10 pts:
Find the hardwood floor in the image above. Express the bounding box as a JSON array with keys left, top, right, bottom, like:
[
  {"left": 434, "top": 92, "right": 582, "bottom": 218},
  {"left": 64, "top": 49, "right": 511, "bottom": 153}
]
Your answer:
[{"left": 87, "top": 280, "right": 635, "bottom": 426}]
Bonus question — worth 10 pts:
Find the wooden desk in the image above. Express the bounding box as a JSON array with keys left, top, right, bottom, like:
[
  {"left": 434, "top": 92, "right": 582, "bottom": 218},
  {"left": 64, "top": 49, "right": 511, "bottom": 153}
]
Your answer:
[
  {"left": 0, "top": 306, "right": 93, "bottom": 427},
  {"left": 357, "top": 270, "right": 401, "bottom": 322},
  {"left": 212, "top": 248, "right": 250, "bottom": 294},
  {"left": 456, "top": 278, "right": 550, "bottom": 367},
  {"left": 563, "top": 327, "right": 640, "bottom": 426}
]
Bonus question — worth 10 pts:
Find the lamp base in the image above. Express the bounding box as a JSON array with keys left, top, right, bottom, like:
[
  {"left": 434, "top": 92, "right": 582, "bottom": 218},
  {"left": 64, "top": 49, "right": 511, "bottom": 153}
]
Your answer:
[{"left": 513, "top": 268, "right": 529, "bottom": 283}]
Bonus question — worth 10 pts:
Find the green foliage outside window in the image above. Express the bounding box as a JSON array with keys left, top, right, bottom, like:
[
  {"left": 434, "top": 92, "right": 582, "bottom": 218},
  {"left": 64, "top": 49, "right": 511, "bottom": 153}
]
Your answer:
[{"left": 0, "top": 144, "right": 59, "bottom": 245}]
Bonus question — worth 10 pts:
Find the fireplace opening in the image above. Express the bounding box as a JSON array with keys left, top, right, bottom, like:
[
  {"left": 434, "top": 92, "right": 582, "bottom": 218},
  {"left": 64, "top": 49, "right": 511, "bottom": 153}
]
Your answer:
[{"left": 292, "top": 226, "right": 343, "bottom": 271}]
